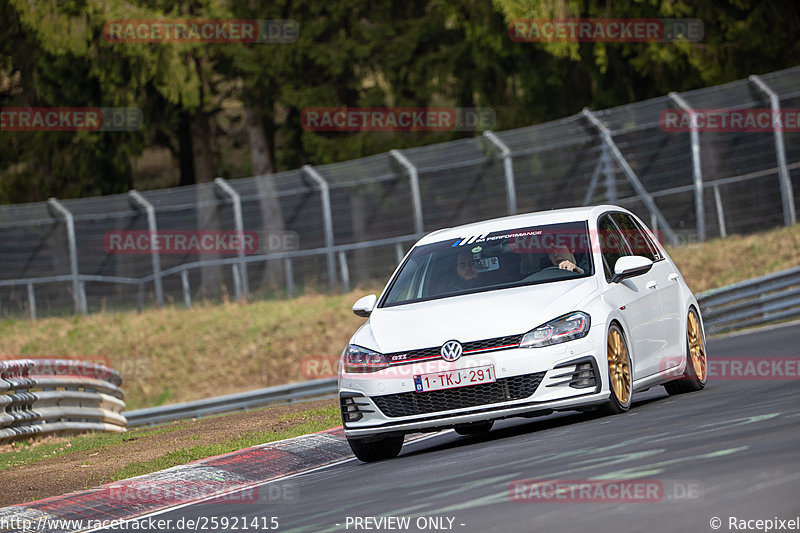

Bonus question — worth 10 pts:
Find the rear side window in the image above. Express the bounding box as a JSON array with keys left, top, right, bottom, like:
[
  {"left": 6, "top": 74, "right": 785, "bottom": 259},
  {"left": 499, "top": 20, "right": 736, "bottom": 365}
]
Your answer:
[
  {"left": 598, "top": 215, "right": 630, "bottom": 280},
  {"left": 610, "top": 212, "right": 657, "bottom": 261}
]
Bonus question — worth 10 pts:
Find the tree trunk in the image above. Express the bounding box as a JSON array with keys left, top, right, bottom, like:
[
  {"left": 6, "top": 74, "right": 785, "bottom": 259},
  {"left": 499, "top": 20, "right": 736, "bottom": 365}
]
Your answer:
[
  {"left": 245, "top": 107, "right": 286, "bottom": 292},
  {"left": 178, "top": 112, "right": 195, "bottom": 186},
  {"left": 190, "top": 111, "right": 223, "bottom": 299}
]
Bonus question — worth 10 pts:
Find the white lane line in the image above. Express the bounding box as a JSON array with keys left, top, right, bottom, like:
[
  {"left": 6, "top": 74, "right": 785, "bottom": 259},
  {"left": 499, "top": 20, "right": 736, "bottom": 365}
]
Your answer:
[
  {"left": 744, "top": 471, "right": 800, "bottom": 493},
  {"left": 79, "top": 431, "right": 449, "bottom": 533},
  {"left": 78, "top": 458, "right": 357, "bottom": 533}
]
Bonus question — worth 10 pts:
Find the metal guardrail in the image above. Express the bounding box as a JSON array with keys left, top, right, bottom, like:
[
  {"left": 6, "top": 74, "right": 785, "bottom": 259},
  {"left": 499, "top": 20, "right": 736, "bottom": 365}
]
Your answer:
[
  {"left": 0, "top": 359, "right": 127, "bottom": 443},
  {"left": 697, "top": 265, "right": 800, "bottom": 334},
  {"left": 123, "top": 377, "right": 338, "bottom": 427}
]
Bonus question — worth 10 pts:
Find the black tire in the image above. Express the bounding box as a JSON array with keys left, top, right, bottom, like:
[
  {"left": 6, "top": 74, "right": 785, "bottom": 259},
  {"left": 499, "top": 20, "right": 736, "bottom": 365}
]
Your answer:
[
  {"left": 600, "top": 323, "right": 633, "bottom": 415},
  {"left": 347, "top": 435, "right": 404, "bottom": 462},
  {"left": 664, "top": 308, "right": 708, "bottom": 395},
  {"left": 454, "top": 420, "right": 494, "bottom": 436}
]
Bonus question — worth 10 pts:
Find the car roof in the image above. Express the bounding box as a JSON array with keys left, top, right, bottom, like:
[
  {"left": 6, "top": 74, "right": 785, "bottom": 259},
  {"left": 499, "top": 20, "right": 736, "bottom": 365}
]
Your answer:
[{"left": 416, "top": 204, "right": 628, "bottom": 246}]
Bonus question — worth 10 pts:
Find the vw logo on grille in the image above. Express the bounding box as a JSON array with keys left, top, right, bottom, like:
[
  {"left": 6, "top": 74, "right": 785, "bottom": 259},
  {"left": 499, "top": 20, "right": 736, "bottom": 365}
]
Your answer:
[{"left": 440, "top": 340, "right": 463, "bottom": 362}]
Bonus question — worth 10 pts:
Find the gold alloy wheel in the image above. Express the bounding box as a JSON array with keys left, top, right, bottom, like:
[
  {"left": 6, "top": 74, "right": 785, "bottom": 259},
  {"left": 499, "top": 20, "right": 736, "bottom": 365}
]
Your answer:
[
  {"left": 607, "top": 328, "right": 631, "bottom": 405},
  {"left": 687, "top": 311, "right": 707, "bottom": 382}
]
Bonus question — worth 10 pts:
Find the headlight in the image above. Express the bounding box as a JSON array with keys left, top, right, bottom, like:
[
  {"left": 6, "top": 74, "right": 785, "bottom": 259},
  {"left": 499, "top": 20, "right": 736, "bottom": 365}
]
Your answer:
[
  {"left": 519, "top": 312, "right": 591, "bottom": 348},
  {"left": 343, "top": 344, "right": 389, "bottom": 373}
]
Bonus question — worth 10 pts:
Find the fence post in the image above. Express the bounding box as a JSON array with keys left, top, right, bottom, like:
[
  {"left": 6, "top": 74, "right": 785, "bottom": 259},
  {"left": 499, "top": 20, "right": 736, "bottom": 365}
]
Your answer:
[
  {"left": 47, "top": 198, "right": 87, "bottom": 315},
  {"left": 394, "top": 243, "right": 404, "bottom": 265},
  {"left": 338, "top": 251, "right": 350, "bottom": 293},
  {"left": 583, "top": 144, "right": 615, "bottom": 205},
  {"left": 301, "top": 165, "right": 337, "bottom": 289},
  {"left": 27, "top": 283, "right": 36, "bottom": 320},
  {"left": 482, "top": 130, "right": 518, "bottom": 215},
  {"left": 128, "top": 190, "right": 164, "bottom": 308},
  {"left": 581, "top": 109, "right": 680, "bottom": 245},
  {"left": 214, "top": 178, "right": 249, "bottom": 299},
  {"left": 232, "top": 263, "right": 242, "bottom": 301},
  {"left": 668, "top": 92, "right": 706, "bottom": 242},
  {"left": 181, "top": 270, "right": 191, "bottom": 309},
  {"left": 284, "top": 258, "right": 294, "bottom": 298},
  {"left": 602, "top": 143, "right": 617, "bottom": 203},
  {"left": 749, "top": 75, "right": 797, "bottom": 227},
  {"left": 389, "top": 149, "right": 425, "bottom": 236},
  {"left": 714, "top": 184, "right": 727, "bottom": 238}
]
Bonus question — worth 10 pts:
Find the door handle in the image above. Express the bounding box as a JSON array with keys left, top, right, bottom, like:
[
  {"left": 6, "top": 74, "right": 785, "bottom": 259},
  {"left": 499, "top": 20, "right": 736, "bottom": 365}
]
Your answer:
[
  {"left": 668, "top": 273, "right": 679, "bottom": 282},
  {"left": 646, "top": 281, "right": 658, "bottom": 290}
]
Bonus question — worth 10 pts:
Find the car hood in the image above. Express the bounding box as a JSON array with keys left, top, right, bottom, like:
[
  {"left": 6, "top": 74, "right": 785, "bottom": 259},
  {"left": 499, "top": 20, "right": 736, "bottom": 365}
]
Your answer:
[{"left": 352, "top": 277, "right": 599, "bottom": 353}]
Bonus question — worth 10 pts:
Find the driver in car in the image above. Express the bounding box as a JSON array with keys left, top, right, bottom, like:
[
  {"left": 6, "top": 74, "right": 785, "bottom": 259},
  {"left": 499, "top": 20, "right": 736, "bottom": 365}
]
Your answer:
[
  {"left": 546, "top": 245, "right": 585, "bottom": 274},
  {"left": 456, "top": 251, "right": 479, "bottom": 281}
]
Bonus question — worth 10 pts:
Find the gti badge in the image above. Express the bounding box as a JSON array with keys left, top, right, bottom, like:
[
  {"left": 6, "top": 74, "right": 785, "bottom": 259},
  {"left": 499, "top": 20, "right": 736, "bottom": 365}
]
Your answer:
[{"left": 440, "top": 340, "right": 463, "bottom": 362}]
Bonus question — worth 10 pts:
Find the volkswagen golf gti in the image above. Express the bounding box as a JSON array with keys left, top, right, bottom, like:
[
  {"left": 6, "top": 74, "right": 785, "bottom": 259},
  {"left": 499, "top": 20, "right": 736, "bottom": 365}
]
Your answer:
[{"left": 338, "top": 205, "right": 708, "bottom": 462}]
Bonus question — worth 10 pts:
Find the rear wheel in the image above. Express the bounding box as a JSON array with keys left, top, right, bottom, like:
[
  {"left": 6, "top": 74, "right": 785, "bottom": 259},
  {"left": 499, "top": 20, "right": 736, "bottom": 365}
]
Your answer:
[
  {"left": 665, "top": 308, "right": 707, "bottom": 395},
  {"left": 600, "top": 324, "right": 632, "bottom": 415},
  {"left": 454, "top": 420, "right": 494, "bottom": 435},
  {"left": 347, "top": 435, "right": 404, "bottom": 462}
]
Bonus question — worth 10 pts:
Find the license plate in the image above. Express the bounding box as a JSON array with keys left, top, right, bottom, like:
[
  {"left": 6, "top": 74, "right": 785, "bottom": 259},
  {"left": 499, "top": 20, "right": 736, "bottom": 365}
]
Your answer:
[{"left": 413, "top": 365, "right": 495, "bottom": 393}]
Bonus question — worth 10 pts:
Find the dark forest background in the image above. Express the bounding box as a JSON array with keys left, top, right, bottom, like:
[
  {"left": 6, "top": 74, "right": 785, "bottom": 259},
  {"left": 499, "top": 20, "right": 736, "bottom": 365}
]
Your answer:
[{"left": 1, "top": 0, "right": 798, "bottom": 204}]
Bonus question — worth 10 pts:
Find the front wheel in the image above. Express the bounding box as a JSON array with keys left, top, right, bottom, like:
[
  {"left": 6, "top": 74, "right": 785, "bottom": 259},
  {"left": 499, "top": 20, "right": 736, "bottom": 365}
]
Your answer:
[
  {"left": 600, "top": 324, "right": 632, "bottom": 415},
  {"left": 347, "top": 435, "right": 404, "bottom": 462},
  {"left": 664, "top": 308, "right": 707, "bottom": 395}
]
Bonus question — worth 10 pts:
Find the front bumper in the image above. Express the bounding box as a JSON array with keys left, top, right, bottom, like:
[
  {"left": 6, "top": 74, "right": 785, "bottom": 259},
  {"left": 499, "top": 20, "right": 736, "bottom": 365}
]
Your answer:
[{"left": 339, "top": 327, "right": 610, "bottom": 438}]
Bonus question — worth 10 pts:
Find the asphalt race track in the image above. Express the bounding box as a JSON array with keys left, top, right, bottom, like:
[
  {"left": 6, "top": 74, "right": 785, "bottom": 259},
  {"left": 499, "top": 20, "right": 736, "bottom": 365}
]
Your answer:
[{"left": 93, "top": 322, "right": 800, "bottom": 533}]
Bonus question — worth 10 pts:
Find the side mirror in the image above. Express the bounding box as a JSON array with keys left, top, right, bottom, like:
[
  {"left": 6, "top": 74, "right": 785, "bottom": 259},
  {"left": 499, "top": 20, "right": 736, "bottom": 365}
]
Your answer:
[
  {"left": 611, "top": 256, "right": 653, "bottom": 283},
  {"left": 352, "top": 294, "right": 378, "bottom": 318}
]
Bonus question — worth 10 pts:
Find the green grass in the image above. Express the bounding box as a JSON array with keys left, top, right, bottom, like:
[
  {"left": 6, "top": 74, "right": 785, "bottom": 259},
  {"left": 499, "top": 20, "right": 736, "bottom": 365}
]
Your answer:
[
  {"left": 110, "top": 405, "right": 340, "bottom": 481},
  {"left": 0, "top": 405, "right": 340, "bottom": 476},
  {"left": 0, "top": 423, "right": 186, "bottom": 470},
  {"left": 666, "top": 224, "right": 800, "bottom": 293}
]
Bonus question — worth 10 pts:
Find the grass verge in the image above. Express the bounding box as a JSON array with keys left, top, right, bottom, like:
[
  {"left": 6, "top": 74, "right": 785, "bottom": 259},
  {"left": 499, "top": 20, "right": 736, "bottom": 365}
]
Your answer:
[
  {"left": 110, "top": 405, "right": 340, "bottom": 480},
  {"left": 0, "top": 403, "right": 339, "bottom": 475}
]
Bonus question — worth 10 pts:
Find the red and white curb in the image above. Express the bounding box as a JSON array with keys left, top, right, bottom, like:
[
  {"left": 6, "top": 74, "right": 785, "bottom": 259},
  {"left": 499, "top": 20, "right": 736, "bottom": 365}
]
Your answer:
[{"left": 0, "top": 427, "right": 357, "bottom": 533}]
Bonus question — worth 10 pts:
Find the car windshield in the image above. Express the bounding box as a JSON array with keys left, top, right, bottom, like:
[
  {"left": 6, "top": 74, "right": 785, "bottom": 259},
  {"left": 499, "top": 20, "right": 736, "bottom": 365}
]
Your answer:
[{"left": 381, "top": 221, "right": 593, "bottom": 307}]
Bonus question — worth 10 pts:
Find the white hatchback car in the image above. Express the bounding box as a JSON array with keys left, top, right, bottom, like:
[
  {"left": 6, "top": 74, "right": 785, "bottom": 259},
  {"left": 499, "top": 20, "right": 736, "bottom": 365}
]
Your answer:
[{"left": 339, "top": 205, "right": 707, "bottom": 462}]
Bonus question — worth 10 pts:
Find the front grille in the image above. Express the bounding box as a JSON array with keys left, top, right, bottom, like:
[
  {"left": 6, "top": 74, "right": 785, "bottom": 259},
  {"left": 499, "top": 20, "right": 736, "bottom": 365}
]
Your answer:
[
  {"left": 385, "top": 334, "right": 523, "bottom": 364},
  {"left": 386, "top": 346, "right": 440, "bottom": 363},
  {"left": 463, "top": 334, "right": 522, "bottom": 352},
  {"left": 372, "top": 372, "right": 546, "bottom": 418}
]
